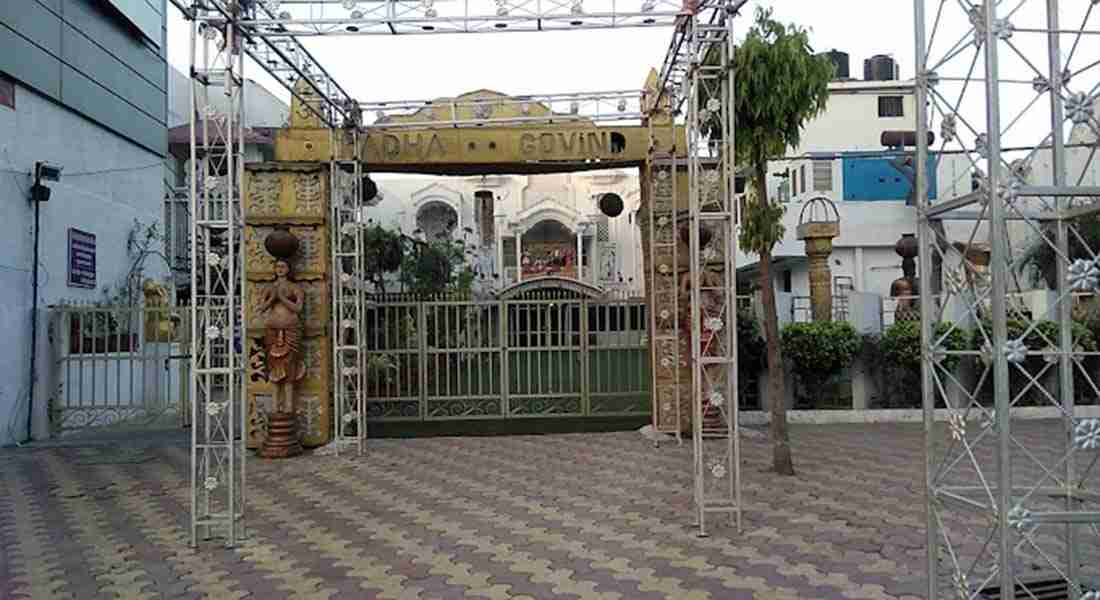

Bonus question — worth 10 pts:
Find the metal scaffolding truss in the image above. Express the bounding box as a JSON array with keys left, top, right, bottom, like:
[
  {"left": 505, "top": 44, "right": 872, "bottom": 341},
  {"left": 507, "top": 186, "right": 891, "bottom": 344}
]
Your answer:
[
  {"left": 172, "top": 0, "right": 357, "bottom": 128},
  {"left": 647, "top": 1, "right": 742, "bottom": 537},
  {"left": 915, "top": 0, "right": 1100, "bottom": 597},
  {"left": 187, "top": 8, "right": 247, "bottom": 546},
  {"left": 683, "top": 9, "right": 739, "bottom": 537},
  {"left": 361, "top": 89, "right": 646, "bottom": 128},
  {"left": 175, "top": 0, "right": 748, "bottom": 544},
  {"left": 239, "top": 0, "right": 688, "bottom": 35},
  {"left": 331, "top": 130, "right": 367, "bottom": 455}
]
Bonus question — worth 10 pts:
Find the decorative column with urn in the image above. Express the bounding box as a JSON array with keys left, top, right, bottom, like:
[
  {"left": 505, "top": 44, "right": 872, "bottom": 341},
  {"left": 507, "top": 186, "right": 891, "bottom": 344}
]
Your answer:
[{"left": 796, "top": 197, "right": 841, "bottom": 322}]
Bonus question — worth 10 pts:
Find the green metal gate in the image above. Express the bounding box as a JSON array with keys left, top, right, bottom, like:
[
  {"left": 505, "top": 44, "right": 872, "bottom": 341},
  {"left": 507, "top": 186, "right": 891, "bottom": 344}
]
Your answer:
[{"left": 363, "top": 293, "right": 649, "bottom": 422}]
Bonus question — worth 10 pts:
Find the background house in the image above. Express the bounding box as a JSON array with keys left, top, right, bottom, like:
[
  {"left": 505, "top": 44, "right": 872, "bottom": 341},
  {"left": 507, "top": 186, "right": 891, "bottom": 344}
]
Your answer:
[
  {"left": 368, "top": 171, "right": 645, "bottom": 298},
  {"left": 736, "top": 52, "right": 973, "bottom": 314}
]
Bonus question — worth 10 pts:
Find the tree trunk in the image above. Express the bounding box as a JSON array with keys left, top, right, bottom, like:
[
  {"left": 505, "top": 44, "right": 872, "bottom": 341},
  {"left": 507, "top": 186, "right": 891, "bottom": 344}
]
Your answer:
[{"left": 754, "top": 166, "right": 795, "bottom": 476}]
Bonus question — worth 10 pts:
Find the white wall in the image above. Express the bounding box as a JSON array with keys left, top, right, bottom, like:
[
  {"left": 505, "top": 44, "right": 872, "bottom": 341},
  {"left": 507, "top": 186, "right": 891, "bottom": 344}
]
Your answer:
[{"left": 0, "top": 83, "right": 166, "bottom": 446}]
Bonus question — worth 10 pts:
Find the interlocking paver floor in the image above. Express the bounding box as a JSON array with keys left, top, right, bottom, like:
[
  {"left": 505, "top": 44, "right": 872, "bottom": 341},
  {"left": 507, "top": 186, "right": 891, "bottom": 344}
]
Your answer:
[{"left": 0, "top": 421, "right": 1080, "bottom": 599}]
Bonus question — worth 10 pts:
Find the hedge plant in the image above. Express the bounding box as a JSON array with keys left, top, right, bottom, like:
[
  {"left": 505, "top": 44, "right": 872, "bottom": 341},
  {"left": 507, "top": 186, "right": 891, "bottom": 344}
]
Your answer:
[
  {"left": 872, "top": 321, "right": 967, "bottom": 408},
  {"left": 780, "top": 321, "right": 861, "bottom": 408},
  {"left": 969, "top": 317, "right": 1097, "bottom": 406}
]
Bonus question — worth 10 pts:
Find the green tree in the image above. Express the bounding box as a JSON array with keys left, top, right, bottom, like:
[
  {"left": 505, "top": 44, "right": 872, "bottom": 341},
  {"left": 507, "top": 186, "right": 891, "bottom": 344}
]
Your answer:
[{"left": 732, "top": 8, "right": 833, "bottom": 475}]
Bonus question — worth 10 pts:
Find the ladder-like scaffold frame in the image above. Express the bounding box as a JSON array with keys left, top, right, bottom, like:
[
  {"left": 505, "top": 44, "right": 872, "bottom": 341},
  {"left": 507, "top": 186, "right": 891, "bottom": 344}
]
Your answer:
[
  {"left": 175, "top": 0, "right": 746, "bottom": 545},
  {"left": 915, "top": 0, "right": 1100, "bottom": 596},
  {"left": 187, "top": 6, "right": 247, "bottom": 546},
  {"left": 331, "top": 127, "right": 366, "bottom": 455},
  {"left": 683, "top": 4, "right": 740, "bottom": 537}
]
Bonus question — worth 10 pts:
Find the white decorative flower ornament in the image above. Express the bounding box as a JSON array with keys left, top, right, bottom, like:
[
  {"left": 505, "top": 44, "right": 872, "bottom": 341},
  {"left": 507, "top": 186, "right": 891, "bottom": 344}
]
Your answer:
[
  {"left": 660, "top": 356, "right": 673, "bottom": 368},
  {"left": 342, "top": 366, "right": 358, "bottom": 376},
  {"left": 657, "top": 216, "right": 670, "bottom": 227},
  {"left": 992, "top": 17, "right": 1014, "bottom": 40},
  {"left": 205, "top": 325, "right": 222, "bottom": 340},
  {"left": 206, "top": 402, "right": 225, "bottom": 417},
  {"left": 343, "top": 411, "right": 358, "bottom": 424},
  {"left": 341, "top": 222, "right": 358, "bottom": 236},
  {"left": 1074, "top": 418, "right": 1100, "bottom": 450},
  {"left": 706, "top": 98, "right": 721, "bottom": 113},
  {"left": 708, "top": 391, "right": 724, "bottom": 407},
  {"left": 975, "top": 133, "right": 989, "bottom": 159},
  {"left": 949, "top": 413, "right": 966, "bottom": 441},
  {"left": 207, "top": 252, "right": 222, "bottom": 268},
  {"left": 710, "top": 461, "right": 726, "bottom": 479},
  {"left": 980, "top": 409, "right": 996, "bottom": 431},
  {"left": 204, "top": 476, "right": 218, "bottom": 491},
  {"left": 657, "top": 169, "right": 669, "bottom": 181},
  {"left": 940, "top": 114, "right": 957, "bottom": 143},
  {"left": 341, "top": 319, "right": 355, "bottom": 330},
  {"left": 659, "top": 309, "right": 671, "bottom": 320},
  {"left": 1007, "top": 505, "right": 1033, "bottom": 532},
  {"left": 704, "top": 317, "right": 724, "bottom": 332},
  {"left": 1066, "top": 92, "right": 1094, "bottom": 126},
  {"left": 341, "top": 272, "right": 353, "bottom": 284},
  {"left": 658, "top": 263, "right": 671, "bottom": 275},
  {"left": 1068, "top": 258, "right": 1099, "bottom": 292},
  {"left": 1004, "top": 338, "right": 1028, "bottom": 364}
]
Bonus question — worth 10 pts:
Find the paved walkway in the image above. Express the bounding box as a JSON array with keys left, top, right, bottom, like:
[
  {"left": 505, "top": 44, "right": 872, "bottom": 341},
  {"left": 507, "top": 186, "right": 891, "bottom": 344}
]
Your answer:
[{"left": 0, "top": 423, "right": 982, "bottom": 599}]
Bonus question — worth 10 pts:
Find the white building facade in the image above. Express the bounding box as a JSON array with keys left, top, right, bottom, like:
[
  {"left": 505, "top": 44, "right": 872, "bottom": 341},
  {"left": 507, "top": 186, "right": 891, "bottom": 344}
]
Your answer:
[
  {"left": 738, "top": 68, "right": 973, "bottom": 307},
  {"left": 368, "top": 171, "right": 644, "bottom": 297}
]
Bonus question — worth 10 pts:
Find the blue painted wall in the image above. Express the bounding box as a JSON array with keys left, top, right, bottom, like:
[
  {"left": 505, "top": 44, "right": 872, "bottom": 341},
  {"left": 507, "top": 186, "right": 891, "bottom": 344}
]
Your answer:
[
  {"left": 842, "top": 153, "right": 938, "bottom": 202},
  {"left": 0, "top": 0, "right": 167, "bottom": 155}
]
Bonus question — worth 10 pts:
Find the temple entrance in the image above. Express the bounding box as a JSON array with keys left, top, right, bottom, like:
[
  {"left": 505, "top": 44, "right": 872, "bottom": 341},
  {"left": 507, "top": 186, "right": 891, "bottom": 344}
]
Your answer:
[{"left": 520, "top": 220, "right": 579, "bottom": 281}]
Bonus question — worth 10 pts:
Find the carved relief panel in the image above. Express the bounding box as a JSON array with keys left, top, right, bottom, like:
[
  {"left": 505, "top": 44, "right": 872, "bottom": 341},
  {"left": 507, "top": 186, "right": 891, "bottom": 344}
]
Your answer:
[
  {"left": 244, "top": 167, "right": 327, "bottom": 224},
  {"left": 245, "top": 225, "right": 327, "bottom": 281}
]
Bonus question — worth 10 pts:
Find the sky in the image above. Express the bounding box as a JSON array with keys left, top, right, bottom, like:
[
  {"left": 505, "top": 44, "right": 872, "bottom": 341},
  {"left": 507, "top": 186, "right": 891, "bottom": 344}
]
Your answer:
[
  {"left": 163, "top": 1, "right": 1098, "bottom": 170},
  {"left": 165, "top": 2, "right": 918, "bottom": 107}
]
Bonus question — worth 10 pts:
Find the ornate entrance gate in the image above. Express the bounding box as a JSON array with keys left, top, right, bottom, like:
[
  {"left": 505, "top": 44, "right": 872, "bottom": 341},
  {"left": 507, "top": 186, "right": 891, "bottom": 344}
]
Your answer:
[{"left": 174, "top": 0, "right": 747, "bottom": 545}]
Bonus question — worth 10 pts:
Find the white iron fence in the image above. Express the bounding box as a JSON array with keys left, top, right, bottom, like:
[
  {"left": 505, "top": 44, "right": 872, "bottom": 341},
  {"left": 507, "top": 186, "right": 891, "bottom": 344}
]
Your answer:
[{"left": 48, "top": 302, "right": 189, "bottom": 436}]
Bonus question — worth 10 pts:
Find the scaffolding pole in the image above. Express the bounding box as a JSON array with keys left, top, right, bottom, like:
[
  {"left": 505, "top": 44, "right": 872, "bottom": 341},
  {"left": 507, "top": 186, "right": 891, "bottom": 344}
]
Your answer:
[
  {"left": 188, "top": 4, "right": 247, "bottom": 547},
  {"left": 916, "top": 0, "right": 1100, "bottom": 596}
]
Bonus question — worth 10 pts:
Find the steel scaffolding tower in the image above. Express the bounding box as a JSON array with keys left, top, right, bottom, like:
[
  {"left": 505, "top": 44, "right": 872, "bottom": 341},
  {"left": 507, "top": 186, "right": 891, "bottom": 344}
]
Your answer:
[
  {"left": 683, "top": 4, "right": 740, "bottom": 537},
  {"left": 915, "top": 0, "right": 1100, "bottom": 597},
  {"left": 331, "top": 127, "right": 366, "bottom": 455},
  {"left": 187, "top": 7, "right": 247, "bottom": 546}
]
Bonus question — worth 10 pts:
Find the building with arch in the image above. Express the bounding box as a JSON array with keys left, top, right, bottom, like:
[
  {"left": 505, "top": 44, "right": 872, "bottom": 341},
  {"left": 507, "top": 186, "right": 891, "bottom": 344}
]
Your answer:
[{"left": 368, "top": 170, "right": 644, "bottom": 297}]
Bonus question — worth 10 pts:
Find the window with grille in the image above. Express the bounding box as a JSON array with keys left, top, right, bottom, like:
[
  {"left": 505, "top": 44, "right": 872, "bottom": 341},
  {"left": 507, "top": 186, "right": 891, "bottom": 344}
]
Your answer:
[
  {"left": 503, "top": 237, "right": 517, "bottom": 267},
  {"left": 813, "top": 160, "right": 833, "bottom": 191},
  {"left": 595, "top": 215, "right": 610, "bottom": 242},
  {"left": 878, "top": 96, "right": 904, "bottom": 117}
]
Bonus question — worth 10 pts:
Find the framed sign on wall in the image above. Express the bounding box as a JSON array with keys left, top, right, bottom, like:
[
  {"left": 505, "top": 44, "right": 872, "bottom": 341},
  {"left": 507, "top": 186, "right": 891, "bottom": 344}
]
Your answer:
[{"left": 67, "top": 228, "right": 96, "bottom": 289}]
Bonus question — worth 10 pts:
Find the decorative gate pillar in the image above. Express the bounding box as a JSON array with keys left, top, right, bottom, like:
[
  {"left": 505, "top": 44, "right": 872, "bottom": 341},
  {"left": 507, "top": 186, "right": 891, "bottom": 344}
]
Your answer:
[
  {"left": 243, "top": 84, "right": 336, "bottom": 449},
  {"left": 795, "top": 197, "right": 840, "bottom": 322}
]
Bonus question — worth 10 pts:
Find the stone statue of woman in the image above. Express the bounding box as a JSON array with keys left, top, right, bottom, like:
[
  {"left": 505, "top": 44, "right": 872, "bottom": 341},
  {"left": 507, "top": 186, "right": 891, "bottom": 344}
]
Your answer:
[{"left": 262, "top": 259, "right": 306, "bottom": 413}]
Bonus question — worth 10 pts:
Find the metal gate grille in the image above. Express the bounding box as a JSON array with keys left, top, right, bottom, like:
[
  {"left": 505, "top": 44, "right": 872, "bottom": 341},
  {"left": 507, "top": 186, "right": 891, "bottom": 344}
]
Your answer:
[{"left": 364, "top": 297, "right": 649, "bottom": 421}]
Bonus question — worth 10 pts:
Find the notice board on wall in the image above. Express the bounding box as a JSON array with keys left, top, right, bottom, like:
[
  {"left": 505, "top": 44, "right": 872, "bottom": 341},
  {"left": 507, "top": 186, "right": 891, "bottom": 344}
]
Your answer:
[{"left": 67, "top": 228, "right": 96, "bottom": 289}]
